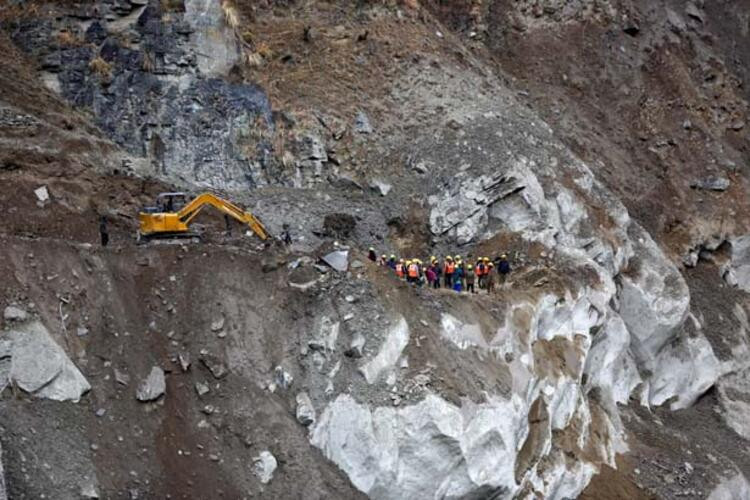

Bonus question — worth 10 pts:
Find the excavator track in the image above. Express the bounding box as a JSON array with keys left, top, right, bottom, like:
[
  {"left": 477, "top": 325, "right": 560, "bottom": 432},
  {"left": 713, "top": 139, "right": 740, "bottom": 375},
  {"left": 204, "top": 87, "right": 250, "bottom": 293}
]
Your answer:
[{"left": 136, "top": 230, "right": 202, "bottom": 245}]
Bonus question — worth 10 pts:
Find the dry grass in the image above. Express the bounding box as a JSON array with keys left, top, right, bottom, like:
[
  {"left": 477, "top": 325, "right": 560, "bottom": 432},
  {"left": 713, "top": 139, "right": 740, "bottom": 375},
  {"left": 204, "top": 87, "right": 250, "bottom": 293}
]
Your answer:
[
  {"left": 141, "top": 51, "right": 155, "bottom": 73},
  {"left": 256, "top": 41, "right": 273, "bottom": 59},
  {"left": 160, "top": 0, "right": 185, "bottom": 12},
  {"left": 239, "top": 5, "right": 440, "bottom": 113},
  {"left": 221, "top": 0, "right": 240, "bottom": 30},
  {"left": 89, "top": 56, "right": 112, "bottom": 79},
  {"left": 0, "top": 1, "right": 39, "bottom": 21},
  {"left": 56, "top": 30, "right": 80, "bottom": 47},
  {"left": 243, "top": 50, "right": 263, "bottom": 67},
  {"left": 241, "top": 30, "right": 254, "bottom": 44},
  {"left": 221, "top": 1, "right": 277, "bottom": 68}
]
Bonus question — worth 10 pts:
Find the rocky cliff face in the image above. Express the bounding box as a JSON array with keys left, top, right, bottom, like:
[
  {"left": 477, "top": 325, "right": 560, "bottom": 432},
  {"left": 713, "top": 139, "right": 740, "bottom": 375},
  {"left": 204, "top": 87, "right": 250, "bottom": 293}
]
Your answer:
[
  {"left": 9, "top": 0, "right": 274, "bottom": 189},
  {"left": 1, "top": 0, "right": 750, "bottom": 498}
]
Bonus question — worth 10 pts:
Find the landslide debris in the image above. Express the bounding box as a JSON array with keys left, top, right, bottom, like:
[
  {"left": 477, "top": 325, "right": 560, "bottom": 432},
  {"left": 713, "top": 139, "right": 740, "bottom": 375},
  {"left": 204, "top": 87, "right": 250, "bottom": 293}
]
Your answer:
[{"left": 1, "top": 1, "right": 749, "bottom": 499}]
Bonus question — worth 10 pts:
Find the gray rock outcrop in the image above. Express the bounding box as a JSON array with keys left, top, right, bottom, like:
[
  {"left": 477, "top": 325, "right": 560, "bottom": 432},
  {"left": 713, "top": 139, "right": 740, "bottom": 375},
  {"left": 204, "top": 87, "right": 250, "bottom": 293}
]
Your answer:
[
  {"left": 185, "top": 0, "right": 240, "bottom": 76},
  {"left": 11, "top": 0, "right": 274, "bottom": 191}
]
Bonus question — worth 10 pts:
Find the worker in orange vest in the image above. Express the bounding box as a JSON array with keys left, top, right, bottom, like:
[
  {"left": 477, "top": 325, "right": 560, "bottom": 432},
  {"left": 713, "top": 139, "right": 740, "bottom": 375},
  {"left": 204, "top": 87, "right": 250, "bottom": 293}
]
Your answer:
[
  {"left": 395, "top": 259, "right": 405, "bottom": 279},
  {"left": 443, "top": 256, "right": 455, "bottom": 288},
  {"left": 407, "top": 260, "right": 419, "bottom": 284},
  {"left": 476, "top": 258, "right": 486, "bottom": 289}
]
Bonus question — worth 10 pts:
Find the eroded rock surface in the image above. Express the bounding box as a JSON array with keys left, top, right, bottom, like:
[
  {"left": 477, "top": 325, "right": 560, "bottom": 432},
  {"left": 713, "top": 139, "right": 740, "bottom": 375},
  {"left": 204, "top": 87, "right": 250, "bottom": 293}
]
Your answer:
[
  {"left": 0, "top": 440, "right": 6, "bottom": 500},
  {"left": 708, "top": 473, "right": 750, "bottom": 500}
]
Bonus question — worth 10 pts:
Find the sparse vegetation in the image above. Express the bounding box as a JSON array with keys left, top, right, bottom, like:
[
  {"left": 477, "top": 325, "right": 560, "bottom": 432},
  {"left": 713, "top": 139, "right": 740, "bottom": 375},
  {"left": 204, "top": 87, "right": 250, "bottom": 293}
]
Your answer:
[
  {"left": 220, "top": 0, "right": 274, "bottom": 68},
  {"left": 0, "top": 1, "right": 39, "bottom": 21},
  {"left": 256, "top": 41, "right": 273, "bottom": 60},
  {"left": 89, "top": 56, "right": 112, "bottom": 80},
  {"left": 56, "top": 30, "right": 80, "bottom": 47},
  {"left": 160, "top": 0, "right": 185, "bottom": 12},
  {"left": 141, "top": 51, "right": 155, "bottom": 73},
  {"left": 220, "top": 0, "right": 240, "bottom": 30},
  {"left": 243, "top": 50, "right": 264, "bottom": 67}
]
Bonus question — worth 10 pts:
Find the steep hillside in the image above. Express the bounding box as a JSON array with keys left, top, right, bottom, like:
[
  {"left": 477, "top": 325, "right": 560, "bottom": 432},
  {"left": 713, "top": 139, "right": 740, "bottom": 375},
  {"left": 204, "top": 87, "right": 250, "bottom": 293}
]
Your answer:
[{"left": 1, "top": 1, "right": 749, "bottom": 499}]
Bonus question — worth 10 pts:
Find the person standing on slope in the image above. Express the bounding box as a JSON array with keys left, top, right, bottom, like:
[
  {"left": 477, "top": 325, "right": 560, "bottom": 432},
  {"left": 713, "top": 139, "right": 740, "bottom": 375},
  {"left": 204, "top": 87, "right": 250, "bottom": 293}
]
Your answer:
[
  {"left": 99, "top": 216, "right": 109, "bottom": 247},
  {"left": 496, "top": 253, "right": 511, "bottom": 287},
  {"left": 453, "top": 262, "right": 464, "bottom": 292},
  {"left": 426, "top": 264, "right": 437, "bottom": 288},
  {"left": 443, "top": 256, "right": 455, "bottom": 289},
  {"left": 465, "top": 264, "right": 476, "bottom": 294},
  {"left": 476, "top": 258, "right": 486, "bottom": 289},
  {"left": 486, "top": 262, "right": 496, "bottom": 293},
  {"left": 431, "top": 256, "right": 442, "bottom": 289}
]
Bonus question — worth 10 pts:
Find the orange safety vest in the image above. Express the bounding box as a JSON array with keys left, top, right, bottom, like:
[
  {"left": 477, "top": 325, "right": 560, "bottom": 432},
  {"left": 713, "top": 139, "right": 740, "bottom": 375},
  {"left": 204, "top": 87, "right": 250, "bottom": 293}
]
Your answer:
[
  {"left": 477, "top": 264, "right": 485, "bottom": 275},
  {"left": 445, "top": 262, "right": 455, "bottom": 274},
  {"left": 396, "top": 264, "right": 404, "bottom": 277},
  {"left": 408, "top": 263, "right": 419, "bottom": 278}
]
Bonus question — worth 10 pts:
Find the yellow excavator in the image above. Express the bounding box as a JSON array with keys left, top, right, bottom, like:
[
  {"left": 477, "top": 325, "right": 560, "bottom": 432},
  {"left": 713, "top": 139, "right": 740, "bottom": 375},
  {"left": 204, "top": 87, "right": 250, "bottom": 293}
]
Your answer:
[{"left": 137, "top": 192, "right": 269, "bottom": 242}]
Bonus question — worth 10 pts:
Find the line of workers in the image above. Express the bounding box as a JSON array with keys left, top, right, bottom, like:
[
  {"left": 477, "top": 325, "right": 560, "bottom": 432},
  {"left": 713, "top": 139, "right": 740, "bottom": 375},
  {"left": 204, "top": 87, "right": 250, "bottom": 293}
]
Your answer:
[{"left": 368, "top": 249, "right": 511, "bottom": 293}]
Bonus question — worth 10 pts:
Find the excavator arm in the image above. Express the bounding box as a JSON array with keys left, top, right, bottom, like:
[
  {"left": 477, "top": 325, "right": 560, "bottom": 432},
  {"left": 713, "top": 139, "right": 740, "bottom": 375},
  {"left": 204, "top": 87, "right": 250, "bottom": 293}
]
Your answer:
[{"left": 177, "top": 193, "right": 270, "bottom": 240}]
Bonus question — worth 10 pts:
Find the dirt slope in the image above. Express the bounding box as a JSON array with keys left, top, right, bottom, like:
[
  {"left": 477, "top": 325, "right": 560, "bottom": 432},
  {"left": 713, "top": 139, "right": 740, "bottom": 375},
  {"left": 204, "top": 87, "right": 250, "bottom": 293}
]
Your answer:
[{"left": 1, "top": 1, "right": 750, "bottom": 499}]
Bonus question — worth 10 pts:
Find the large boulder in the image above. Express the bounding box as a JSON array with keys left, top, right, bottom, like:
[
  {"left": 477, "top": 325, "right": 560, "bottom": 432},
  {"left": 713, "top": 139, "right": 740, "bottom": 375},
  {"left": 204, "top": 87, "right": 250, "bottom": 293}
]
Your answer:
[
  {"left": 253, "top": 451, "right": 278, "bottom": 484},
  {"left": 4, "top": 321, "right": 90, "bottom": 402},
  {"left": 136, "top": 366, "right": 166, "bottom": 402},
  {"left": 321, "top": 250, "right": 349, "bottom": 272},
  {"left": 646, "top": 333, "right": 722, "bottom": 410}
]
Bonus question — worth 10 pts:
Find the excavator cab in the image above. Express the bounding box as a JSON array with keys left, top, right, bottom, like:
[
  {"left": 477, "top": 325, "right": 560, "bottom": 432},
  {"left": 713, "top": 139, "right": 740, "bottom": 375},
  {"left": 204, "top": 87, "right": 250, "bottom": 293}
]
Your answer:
[
  {"left": 155, "top": 192, "right": 187, "bottom": 213},
  {"left": 137, "top": 191, "right": 270, "bottom": 242},
  {"left": 141, "top": 193, "right": 186, "bottom": 215}
]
